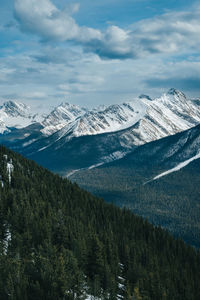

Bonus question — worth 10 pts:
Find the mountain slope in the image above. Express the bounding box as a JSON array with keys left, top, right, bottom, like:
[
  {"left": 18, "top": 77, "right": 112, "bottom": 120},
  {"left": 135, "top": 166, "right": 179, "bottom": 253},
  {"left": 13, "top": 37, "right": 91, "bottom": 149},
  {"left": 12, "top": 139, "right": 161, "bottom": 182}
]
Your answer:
[
  {"left": 0, "top": 100, "right": 41, "bottom": 134},
  {"left": 39, "top": 88, "right": 200, "bottom": 144},
  {"left": 129, "top": 88, "right": 200, "bottom": 145},
  {"left": 1, "top": 89, "right": 200, "bottom": 175},
  {"left": 70, "top": 124, "right": 200, "bottom": 247},
  {"left": 41, "top": 102, "right": 87, "bottom": 136},
  {"left": 0, "top": 145, "right": 200, "bottom": 299},
  {"left": 58, "top": 100, "right": 146, "bottom": 138}
]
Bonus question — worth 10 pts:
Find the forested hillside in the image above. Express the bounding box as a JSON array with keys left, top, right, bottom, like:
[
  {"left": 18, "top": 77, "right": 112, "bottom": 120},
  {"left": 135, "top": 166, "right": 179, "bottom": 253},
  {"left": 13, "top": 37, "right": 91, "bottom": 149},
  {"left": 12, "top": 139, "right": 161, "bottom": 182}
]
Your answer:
[
  {"left": 0, "top": 145, "right": 200, "bottom": 299},
  {"left": 71, "top": 125, "right": 200, "bottom": 248}
]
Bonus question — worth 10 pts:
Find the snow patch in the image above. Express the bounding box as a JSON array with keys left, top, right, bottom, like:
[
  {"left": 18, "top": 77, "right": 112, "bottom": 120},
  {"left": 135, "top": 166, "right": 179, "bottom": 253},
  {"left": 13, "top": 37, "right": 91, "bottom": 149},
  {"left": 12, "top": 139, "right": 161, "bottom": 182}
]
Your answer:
[
  {"left": 88, "top": 162, "right": 104, "bottom": 170},
  {"left": 85, "top": 296, "right": 101, "bottom": 300},
  {"left": 102, "top": 151, "right": 129, "bottom": 163},
  {"left": 153, "top": 152, "right": 200, "bottom": 180},
  {"left": 3, "top": 224, "right": 11, "bottom": 254},
  {"left": 7, "top": 159, "right": 14, "bottom": 184},
  {"left": 22, "top": 139, "right": 37, "bottom": 147},
  {"left": 66, "top": 163, "right": 104, "bottom": 178}
]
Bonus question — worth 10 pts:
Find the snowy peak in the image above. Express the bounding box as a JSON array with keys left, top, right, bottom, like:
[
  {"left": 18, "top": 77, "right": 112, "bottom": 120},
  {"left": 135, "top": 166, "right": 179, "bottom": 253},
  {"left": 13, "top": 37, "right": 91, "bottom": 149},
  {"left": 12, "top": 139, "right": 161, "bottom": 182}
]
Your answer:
[
  {"left": 149, "top": 89, "right": 187, "bottom": 107},
  {"left": 126, "top": 89, "right": 200, "bottom": 146},
  {"left": 0, "top": 100, "right": 40, "bottom": 134},
  {"left": 1, "top": 89, "right": 200, "bottom": 156},
  {"left": 56, "top": 102, "right": 86, "bottom": 117},
  {"left": 167, "top": 88, "right": 186, "bottom": 97},
  {"left": 1, "top": 100, "right": 30, "bottom": 118},
  {"left": 41, "top": 102, "right": 86, "bottom": 136},
  {"left": 60, "top": 100, "right": 147, "bottom": 138},
  {"left": 139, "top": 94, "right": 152, "bottom": 101},
  {"left": 162, "top": 88, "right": 188, "bottom": 105}
]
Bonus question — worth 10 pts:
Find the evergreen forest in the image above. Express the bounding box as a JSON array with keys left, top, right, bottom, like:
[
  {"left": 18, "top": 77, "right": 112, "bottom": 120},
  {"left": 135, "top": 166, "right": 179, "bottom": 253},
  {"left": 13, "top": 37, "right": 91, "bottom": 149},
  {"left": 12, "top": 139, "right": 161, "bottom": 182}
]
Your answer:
[{"left": 0, "top": 145, "right": 200, "bottom": 299}]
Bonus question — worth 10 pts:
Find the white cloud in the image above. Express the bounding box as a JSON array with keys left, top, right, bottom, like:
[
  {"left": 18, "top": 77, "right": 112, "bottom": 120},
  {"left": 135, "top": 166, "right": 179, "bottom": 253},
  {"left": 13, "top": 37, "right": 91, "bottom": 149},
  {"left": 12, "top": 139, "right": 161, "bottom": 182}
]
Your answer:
[
  {"left": 2, "top": 1, "right": 200, "bottom": 107},
  {"left": 130, "top": 8, "right": 200, "bottom": 55},
  {"left": 14, "top": 0, "right": 101, "bottom": 42},
  {"left": 2, "top": 45, "right": 200, "bottom": 107},
  {"left": 14, "top": 0, "right": 79, "bottom": 41},
  {"left": 14, "top": 0, "right": 200, "bottom": 59}
]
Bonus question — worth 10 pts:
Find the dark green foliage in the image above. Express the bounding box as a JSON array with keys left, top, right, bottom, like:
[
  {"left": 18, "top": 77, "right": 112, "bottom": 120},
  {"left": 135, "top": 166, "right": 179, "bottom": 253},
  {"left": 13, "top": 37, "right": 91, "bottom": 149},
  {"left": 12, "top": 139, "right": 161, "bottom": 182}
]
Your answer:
[
  {"left": 71, "top": 125, "right": 200, "bottom": 248},
  {"left": 71, "top": 158, "right": 200, "bottom": 248},
  {"left": 0, "top": 145, "right": 200, "bottom": 299}
]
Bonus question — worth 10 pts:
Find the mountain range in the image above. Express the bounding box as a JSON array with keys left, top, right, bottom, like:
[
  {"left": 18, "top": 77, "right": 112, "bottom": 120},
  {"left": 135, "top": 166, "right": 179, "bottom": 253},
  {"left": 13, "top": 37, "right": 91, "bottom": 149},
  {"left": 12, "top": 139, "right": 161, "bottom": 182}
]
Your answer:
[
  {"left": 1, "top": 88, "right": 200, "bottom": 176},
  {"left": 1, "top": 88, "right": 200, "bottom": 247}
]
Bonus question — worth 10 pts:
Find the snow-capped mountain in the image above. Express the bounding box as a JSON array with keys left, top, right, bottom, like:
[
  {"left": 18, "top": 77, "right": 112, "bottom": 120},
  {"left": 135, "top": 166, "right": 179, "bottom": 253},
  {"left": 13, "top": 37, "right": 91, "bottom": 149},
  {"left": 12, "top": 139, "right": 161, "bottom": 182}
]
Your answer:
[
  {"left": 0, "top": 100, "right": 40, "bottom": 134},
  {"left": 39, "top": 88, "right": 200, "bottom": 145},
  {"left": 41, "top": 102, "right": 87, "bottom": 136},
  {"left": 1, "top": 89, "right": 200, "bottom": 142},
  {"left": 125, "top": 88, "right": 200, "bottom": 145},
  {"left": 0, "top": 88, "right": 200, "bottom": 175},
  {"left": 38, "top": 100, "right": 147, "bottom": 138},
  {"left": 70, "top": 123, "right": 200, "bottom": 182},
  {"left": 60, "top": 101, "right": 146, "bottom": 138},
  {"left": 69, "top": 123, "right": 200, "bottom": 197}
]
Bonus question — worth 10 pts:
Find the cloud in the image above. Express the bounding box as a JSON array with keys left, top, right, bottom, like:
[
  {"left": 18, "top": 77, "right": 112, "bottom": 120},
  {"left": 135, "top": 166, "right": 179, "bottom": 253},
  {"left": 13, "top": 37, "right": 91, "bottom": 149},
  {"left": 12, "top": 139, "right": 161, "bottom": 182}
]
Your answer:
[
  {"left": 14, "top": 0, "right": 79, "bottom": 41},
  {"left": 2, "top": 45, "right": 200, "bottom": 107},
  {"left": 130, "top": 9, "right": 200, "bottom": 55},
  {"left": 14, "top": 0, "right": 101, "bottom": 42},
  {"left": 58, "top": 73, "right": 104, "bottom": 94},
  {"left": 14, "top": 0, "right": 135, "bottom": 59},
  {"left": 146, "top": 77, "right": 200, "bottom": 91},
  {"left": 85, "top": 26, "right": 134, "bottom": 59},
  {"left": 144, "top": 58, "right": 200, "bottom": 94},
  {"left": 14, "top": 0, "right": 200, "bottom": 59},
  {"left": 3, "top": 1, "right": 200, "bottom": 106}
]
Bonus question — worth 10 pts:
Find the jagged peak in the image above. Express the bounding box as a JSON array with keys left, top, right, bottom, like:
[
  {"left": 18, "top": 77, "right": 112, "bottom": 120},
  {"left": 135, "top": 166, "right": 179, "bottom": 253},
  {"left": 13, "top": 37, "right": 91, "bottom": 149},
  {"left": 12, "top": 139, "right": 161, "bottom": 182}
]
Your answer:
[
  {"left": 2, "top": 100, "right": 28, "bottom": 109},
  {"left": 58, "top": 101, "right": 79, "bottom": 108},
  {"left": 139, "top": 94, "right": 152, "bottom": 101},
  {"left": 0, "top": 100, "right": 30, "bottom": 117},
  {"left": 166, "top": 88, "right": 186, "bottom": 99}
]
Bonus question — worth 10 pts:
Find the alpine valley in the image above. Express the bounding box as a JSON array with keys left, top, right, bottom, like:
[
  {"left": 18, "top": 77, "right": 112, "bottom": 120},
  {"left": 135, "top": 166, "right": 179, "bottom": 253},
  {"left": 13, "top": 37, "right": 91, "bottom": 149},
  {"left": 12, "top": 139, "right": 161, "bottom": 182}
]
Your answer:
[{"left": 1, "top": 88, "right": 200, "bottom": 247}]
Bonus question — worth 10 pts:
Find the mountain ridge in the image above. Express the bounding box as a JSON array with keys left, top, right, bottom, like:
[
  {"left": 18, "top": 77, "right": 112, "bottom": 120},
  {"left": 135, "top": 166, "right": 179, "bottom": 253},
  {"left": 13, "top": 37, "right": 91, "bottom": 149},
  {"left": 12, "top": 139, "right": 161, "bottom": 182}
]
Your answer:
[
  {"left": 70, "top": 124, "right": 200, "bottom": 247},
  {"left": 1, "top": 88, "right": 200, "bottom": 174}
]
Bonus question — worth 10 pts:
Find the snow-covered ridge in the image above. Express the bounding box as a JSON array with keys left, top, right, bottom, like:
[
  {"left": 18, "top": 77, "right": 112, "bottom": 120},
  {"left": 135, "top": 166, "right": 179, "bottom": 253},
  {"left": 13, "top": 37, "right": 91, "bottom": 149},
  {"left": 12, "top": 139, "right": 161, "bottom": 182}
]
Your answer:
[
  {"left": 63, "top": 101, "right": 147, "bottom": 138},
  {"left": 41, "top": 88, "right": 200, "bottom": 142},
  {"left": 2, "top": 100, "right": 29, "bottom": 117},
  {"left": 153, "top": 152, "right": 200, "bottom": 181},
  {"left": 128, "top": 88, "right": 200, "bottom": 145},
  {"left": 1, "top": 89, "right": 200, "bottom": 148},
  {"left": 0, "top": 100, "right": 41, "bottom": 134},
  {"left": 41, "top": 102, "right": 87, "bottom": 136}
]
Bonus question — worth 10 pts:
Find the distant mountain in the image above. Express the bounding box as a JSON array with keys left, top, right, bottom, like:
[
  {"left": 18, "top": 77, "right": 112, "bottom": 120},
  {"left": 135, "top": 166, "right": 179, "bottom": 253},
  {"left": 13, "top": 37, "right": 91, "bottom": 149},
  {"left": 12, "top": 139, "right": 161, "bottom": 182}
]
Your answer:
[
  {"left": 0, "top": 145, "right": 200, "bottom": 299},
  {"left": 0, "top": 100, "right": 40, "bottom": 134},
  {"left": 57, "top": 101, "right": 146, "bottom": 138},
  {"left": 40, "top": 88, "right": 200, "bottom": 145},
  {"left": 41, "top": 102, "right": 87, "bottom": 136},
  {"left": 70, "top": 124, "right": 200, "bottom": 247},
  {"left": 1, "top": 88, "right": 200, "bottom": 175},
  {"left": 128, "top": 88, "right": 200, "bottom": 145}
]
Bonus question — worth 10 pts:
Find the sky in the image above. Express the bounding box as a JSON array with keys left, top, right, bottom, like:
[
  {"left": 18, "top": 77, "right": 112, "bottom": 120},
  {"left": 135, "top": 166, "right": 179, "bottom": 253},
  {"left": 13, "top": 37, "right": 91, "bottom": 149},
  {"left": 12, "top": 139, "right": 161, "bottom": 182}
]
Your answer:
[{"left": 1, "top": 0, "right": 200, "bottom": 108}]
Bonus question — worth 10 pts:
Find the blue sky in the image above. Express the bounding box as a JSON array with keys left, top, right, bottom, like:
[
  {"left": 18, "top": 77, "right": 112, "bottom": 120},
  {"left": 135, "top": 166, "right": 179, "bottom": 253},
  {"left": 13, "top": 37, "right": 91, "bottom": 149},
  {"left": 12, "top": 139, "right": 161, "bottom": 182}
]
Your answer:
[{"left": 0, "top": 0, "right": 200, "bottom": 108}]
